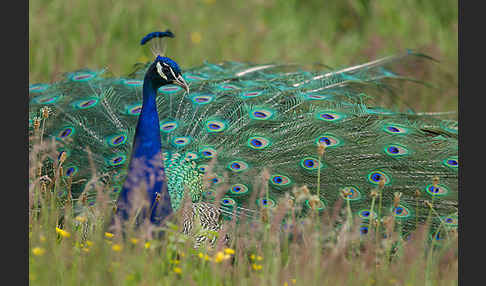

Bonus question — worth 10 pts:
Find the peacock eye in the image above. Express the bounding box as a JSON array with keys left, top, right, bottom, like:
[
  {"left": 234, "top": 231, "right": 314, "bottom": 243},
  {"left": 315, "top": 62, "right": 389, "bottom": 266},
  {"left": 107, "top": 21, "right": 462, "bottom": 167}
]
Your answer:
[
  {"left": 199, "top": 147, "right": 217, "bottom": 159},
  {"left": 443, "top": 214, "right": 458, "bottom": 226},
  {"left": 270, "top": 174, "right": 292, "bottom": 187},
  {"left": 160, "top": 121, "right": 178, "bottom": 133},
  {"left": 249, "top": 108, "right": 275, "bottom": 120},
  {"left": 443, "top": 157, "right": 458, "bottom": 169},
  {"left": 391, "top": 205, "right": 411, "bottom": 218},
  {"left": 220, "top": 197, "right": 236, "bottom": 208},
  {"left": 227, "top": 160, "right": 249, "bottom": 172},
  {"left": 205, "top": 119, "right": 227, "bottom": 133},
  {"left": 106, "top": 134, "right": 127, "bottom": 147},
  {"left": 172, "top": 137, "right": 191, "bottom": 147},
  {"left": 229, "top": 184, "right": 249, "bottom": 195},
  {"left": 315, "top": 111, "right": 346, "bottom": 122},
  {"left": 247, "top": 136, "right": 271, "bottom": 150},
  {"left": 197, "top": 164, "right": 208, "bottom": 173},
  {"left": 64, "top": 166, "right": 78, "bottom": 177},
  {"left": 106, "top": 154, "right": 127, "bottom": 166},
  {"left": 57, "top": 126, "right": 75, "bottom": 139},
  {"left": 300, "top": 157, "right": 323, "bottom": 171},
  {"left": 425, "top": 184, "right": 449, "bottom": 196},
  {"left": 316, "top": 134, "right": 342, "bottom": 147},
  {"left": 358, "top": 209, "right": 376, "bottom": 219},
  {"left": 383, "top": 124, "right": 409, "bottom": 135},
  {"left": 257, "top": 197, "right": 276, "bottom": 208},
  {"left": 359, "top": 225, "right": 369, "bottom": 235},
  {"left": 384, "top": 144, "right": 410, "bottom": 157},
  {"left": 367, "top": 170, "right": 391, "bottom": 185}
]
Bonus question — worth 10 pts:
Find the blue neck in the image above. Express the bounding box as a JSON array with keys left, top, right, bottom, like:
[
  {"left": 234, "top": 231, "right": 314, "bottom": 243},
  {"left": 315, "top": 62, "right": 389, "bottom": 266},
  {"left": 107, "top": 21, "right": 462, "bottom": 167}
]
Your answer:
[
  {"left": 116, "top": 76, "right": 173, "bottom": 225},
  {"left": 133, "top": 79, "right": 162, "bottom": 159}
]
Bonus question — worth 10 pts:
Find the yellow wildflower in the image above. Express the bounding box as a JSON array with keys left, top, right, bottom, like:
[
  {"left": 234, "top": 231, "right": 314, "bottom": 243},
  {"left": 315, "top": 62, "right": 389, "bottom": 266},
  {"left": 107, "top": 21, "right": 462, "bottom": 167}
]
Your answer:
[
  {"left": 214, "top": 251, "right": 231, "bottom": 263},
  {"left": 130, "top": 238, "right": 139, "bottom": 245},
  {"left": 214, "top": 252, "right": 224, "bottom": 263},
  {"left": 55, "top": 227, "right": 71, "bottom": 238},
  {"left": 291, "top": 279, "right": 296, "bottom": 284},
  {"left": 250, "top": 254, "right": 263, "bottom": 261},
  {"left": 32, "top": 247, "right": 45, "bottom": 256},
  {"left": 224, "top": 248, "right": 235, "bottom": 255},
  {"left": 144, "top": 242, "right": 151, "bottom": 249},
  {"left": 169, "top": 259, "right": 180, "bottom": 265},
  {"left": 82, "top": 247, "right": 90, "bottom": 253},
  {"left": 105, "top": 232, "right": 114, "bottom": 238},
  {"left": 86, "top": 240, "right": 93, "bottom": 247},
  {"left": 112, "top": 244, "right": 122, "bottom": 252},
  {"left": 252, "top": 263, "right": 262, "bottom": 271},
  {"left": 191, "top": 32, "right": 202, "bottom": 44},
  {"left": 198, "top": 252, "right": 211, "bottom": 261},
  {"left": 173, "top": 267, "right": 182, "bottom": 274}
]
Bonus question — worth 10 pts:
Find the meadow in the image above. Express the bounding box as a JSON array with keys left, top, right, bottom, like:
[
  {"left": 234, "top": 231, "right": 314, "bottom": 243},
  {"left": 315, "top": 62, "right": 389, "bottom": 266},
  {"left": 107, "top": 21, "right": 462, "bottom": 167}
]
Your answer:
[{"left": 29, "top": 0, "right": 458, "bottom": 285}]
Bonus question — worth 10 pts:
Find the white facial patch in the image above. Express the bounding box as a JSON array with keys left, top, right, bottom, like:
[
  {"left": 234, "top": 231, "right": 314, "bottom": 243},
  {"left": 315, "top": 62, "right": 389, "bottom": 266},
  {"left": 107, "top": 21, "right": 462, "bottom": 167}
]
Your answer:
[{"left": 156, "top": 62, "right": 168, "bottom": 80}]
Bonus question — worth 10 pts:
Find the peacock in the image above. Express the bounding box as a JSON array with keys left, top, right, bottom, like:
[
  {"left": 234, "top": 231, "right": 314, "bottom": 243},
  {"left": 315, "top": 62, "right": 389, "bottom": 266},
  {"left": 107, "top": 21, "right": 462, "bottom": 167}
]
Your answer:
[{"left": 28, "top": 30, "right": 458, "bottom": 245}]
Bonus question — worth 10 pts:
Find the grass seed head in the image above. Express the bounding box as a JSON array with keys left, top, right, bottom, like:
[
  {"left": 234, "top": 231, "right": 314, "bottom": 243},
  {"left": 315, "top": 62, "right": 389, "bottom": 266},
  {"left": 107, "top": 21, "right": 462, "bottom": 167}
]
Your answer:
[
  {"left": 393, "top": 192, "right": 402, "bottom": 207},
  {"left": 370, "top": 189, "right": 378, "bottom": 198},
  {"left": 414, "top": 189, "right": 421, "bottom": 197},
  {"left": 317, "top": 142, "right": 326, "bottom": 157},
  {"left": 33, "top": 117, "right": 41, "bottom": 130},
  {"left": 432, "top": 176, "right": 440, "bottom": 186},
  {"left": 41, "top": 107, "right": 51, "bottom": 119},
  {"left": 59, "top": 151, "right": 67, "bottom": 164},
  {"left": 308, "top": 195, "right": 321, "bottom": 210},
  {"left": 378, "top": 177, "right": 386, "bottom": 189}
]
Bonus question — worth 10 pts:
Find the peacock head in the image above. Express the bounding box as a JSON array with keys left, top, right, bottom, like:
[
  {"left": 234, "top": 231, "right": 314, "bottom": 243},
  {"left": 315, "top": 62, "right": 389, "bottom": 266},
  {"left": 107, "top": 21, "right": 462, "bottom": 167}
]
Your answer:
[
  {"left": 146, "top": 55, "right": 189, "bottom": 92},
  {"left": 141, "top": 30, "right": 189, "bottom": 93}
]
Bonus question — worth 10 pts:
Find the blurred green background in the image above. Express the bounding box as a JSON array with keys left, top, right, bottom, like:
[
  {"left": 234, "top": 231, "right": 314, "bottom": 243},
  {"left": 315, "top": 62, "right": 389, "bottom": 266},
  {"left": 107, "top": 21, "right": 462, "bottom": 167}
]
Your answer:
[{"left": 29, "top": 0, "right": 457, "bottom": 113}]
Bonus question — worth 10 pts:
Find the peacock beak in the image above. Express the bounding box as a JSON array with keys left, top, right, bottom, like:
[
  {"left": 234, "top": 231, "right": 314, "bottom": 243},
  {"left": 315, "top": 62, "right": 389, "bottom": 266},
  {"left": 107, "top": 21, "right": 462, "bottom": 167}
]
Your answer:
[{"left": 173, "top": 75, "right": 189, "bottom": 93}]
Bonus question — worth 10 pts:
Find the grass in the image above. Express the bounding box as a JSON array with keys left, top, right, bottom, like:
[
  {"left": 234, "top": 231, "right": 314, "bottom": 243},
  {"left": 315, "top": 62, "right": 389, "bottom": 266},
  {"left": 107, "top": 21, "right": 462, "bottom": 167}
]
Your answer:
[
  {"left": 29, "top": 0, "right": 458, "bottom": 113},
  {"left": 29, "top": 119, "right": 458, "bottom": 286}
]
